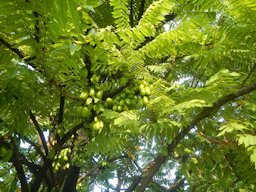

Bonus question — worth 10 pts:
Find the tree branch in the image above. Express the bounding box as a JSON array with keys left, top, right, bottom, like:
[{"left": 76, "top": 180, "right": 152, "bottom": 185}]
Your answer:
[
  {"left": 167, "top": 178, "right": 185, "bottom": 192},
  {"left": 31, "top": 158, "right": 52, "bottom": 191},
  {"left": 138, "top": 0, "right": 146, "bottom": 21},
  {"left": 57, "top": 95, "right": 65, "bottom": 125},
  {"left": 241, "top": 63, "right": 256, "bottom": 87},
  {"left": 0, "top": 37, "right": 25, "bottom": 58},
  {"left": 59, "top": 122, "right": 85, "bottom": 146},
  {"left": 18, "top": 134, "right": 45, "bottom": 159},
  {"left": 11, "top": 139, "right": 29, "bottom": 192},
  {"left": 129, "top": 0, "right": 134, "bottom": 27},
  {"left": 63, "top": 165, "right": 80, "bottom": 192},
  {"left": 132, "top": 81, "right": 256, "bottom": 191},
  {"left": 30, "top": 111, "right": 49, "bottom": 155}
]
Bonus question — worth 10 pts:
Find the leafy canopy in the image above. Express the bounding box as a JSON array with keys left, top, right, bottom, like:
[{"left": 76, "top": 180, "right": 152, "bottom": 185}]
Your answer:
[{"left": 0, "top": 0, "right": 256, "bottom": 191}]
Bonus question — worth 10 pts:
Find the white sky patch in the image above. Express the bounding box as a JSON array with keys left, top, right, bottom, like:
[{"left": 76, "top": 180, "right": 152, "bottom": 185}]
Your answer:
[
  {"left": 20, "top": 130, "right": 49, "bottom": 149},
  {"left": 164, "top": 23, "right": 170, "bottom": 31}
]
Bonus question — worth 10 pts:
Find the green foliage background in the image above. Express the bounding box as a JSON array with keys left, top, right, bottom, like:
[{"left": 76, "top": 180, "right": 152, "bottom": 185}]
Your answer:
[{"left": 0, "top": 0, "right": 256, "bottom": 191}]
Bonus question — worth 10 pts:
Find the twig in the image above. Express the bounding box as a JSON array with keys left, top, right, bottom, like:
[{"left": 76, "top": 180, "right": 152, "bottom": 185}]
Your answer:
[{"left": 138, "top": 0, "right": 146, "bottom": 21}]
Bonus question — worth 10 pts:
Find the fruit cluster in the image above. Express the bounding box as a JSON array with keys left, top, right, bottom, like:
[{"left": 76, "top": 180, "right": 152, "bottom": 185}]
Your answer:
[
  {"left": 52, "top": 148, "right": 71, "bottom": 171},
  {"left": 91, "top": 116, "right": 104, "bottom": 132},
  {"left": 105, "top": 81, "right": 153, "bottom": 112}
]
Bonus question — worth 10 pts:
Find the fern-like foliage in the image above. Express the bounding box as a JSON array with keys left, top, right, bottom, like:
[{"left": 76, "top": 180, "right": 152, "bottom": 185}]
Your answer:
[{"left": 110, "top": 0, "right": 130, "bottom": 29}]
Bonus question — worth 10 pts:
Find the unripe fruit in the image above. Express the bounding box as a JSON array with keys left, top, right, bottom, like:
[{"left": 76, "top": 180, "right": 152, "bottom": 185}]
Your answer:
[
  {"left": 63, "top": 155, "right": 68, "bottom": 161},
  {"left": 144, "top": 86, "right": 151, "bottom": 96},
  {"left": 119, "top": 99, "right": 125, "bottom": 106},
  {"left": 125, "top": 98, "right": 131, "bottom": 105},
  {"left": 86, "top": 97, "right": 93, "bottom": 105},
  {"left": 80, "top": 91, "right": 89, "bottom": 99},
  {"left": 117, "top": 105, "right": 123, "bottom": 111},
  {"left": 96, "top": 90, "right": 103, "bottom": 99},
  {"left": 89, "top": 88, "right": 95, "bottom": 97},
  {"left": 106, "top": 98, "right": 113, "bottom": 107},
  {"left": 143, "top": 96, "right": 149, "bottom": 104}
]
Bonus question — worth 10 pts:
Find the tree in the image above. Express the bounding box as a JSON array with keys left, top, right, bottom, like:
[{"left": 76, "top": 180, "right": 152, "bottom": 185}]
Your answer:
[{"left": 0, "top": 0, "right": 256, "bottom": 191}]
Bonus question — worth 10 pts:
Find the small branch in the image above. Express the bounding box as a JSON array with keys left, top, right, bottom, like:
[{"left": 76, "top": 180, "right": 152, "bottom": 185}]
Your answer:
[
  {"left": 0, "top": 37, "right": 25, "bottom": 58},
  {"left": 198, "top": 131, "right": 236, "bottom": 145},
  {"left": 129, "top": 0, "right": 134, "bottom": 27},
  {"left": 30, "top": 111, "right": 49, "bottom": 155},
  {"left": 138, "top": 0, "right": 146, "bottom": 21},
  {"left": 33, "top": 11, "right": 40, "bottom": 43},
  {"left": 241, "top": 63, "right": 256, "bottom": 87},
  {"left": 167, "top": 177, "right": 185, "bottom": 192},
  {"left": 57, "top": 95, "right": 65, "bottom": 125},
  {"left": 19, "top": 135, "right": 45, "bottom": 159}
]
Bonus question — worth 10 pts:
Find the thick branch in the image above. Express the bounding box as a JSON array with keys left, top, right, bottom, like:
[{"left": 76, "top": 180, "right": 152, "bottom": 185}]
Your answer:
[
  {"left": 63, "top": 165, "right": 80, "bottom": 192},
  {"left": 31, "top": 158, "right": 52, "bottom": 191},
  {"left": 133, "top": 81, "right": 256, "bottom": 191},
  {"left": 30, "top": 111, "right": 49, "bottom": 155},
  {"left": 59, "top": 122, "right": 85, "bottom": 146},
  {"left": 11, "top": 140, "right": 29, "bottom": 192}
]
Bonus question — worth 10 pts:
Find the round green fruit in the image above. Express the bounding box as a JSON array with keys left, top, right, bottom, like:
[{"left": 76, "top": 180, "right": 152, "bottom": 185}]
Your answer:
[
  {"left": 143, "top": 96, "right": 149, "bottom": 104},
  {"left": 78, "top": 106, "right": 91, "bottom": 118},
  {"left": 117, "top": 105, "right": 123, "bottom": 111},
  {"left": 144, "top": 86, "right": 151, "bottom": 96},
  {"left": 89, "top": 88, "right": 95, "bottom": 97},
  {"left": 125, "top": 98, "right": 131, "bottom": 105},
  {"left": 96, "top": 90, "right": 103, "bottom": 99},
  {"left": 86, "top": 97, "right": 93, "bottom": 105},
  {"left": 119, "top": 99, "right": 125, "bottom": 106},
  {"left": 80, "top": 91, "right": 89, "bottom": 99},
  {"left": 106, "top": 98, "right": 113, "bottom": 107}
]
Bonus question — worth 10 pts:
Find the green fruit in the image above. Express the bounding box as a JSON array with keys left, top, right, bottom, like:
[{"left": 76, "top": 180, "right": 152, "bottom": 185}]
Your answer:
[
  {"left": 63, "top": 155, "right": 68, "bottom": 161},
  {"left": 86, "top": 97, "right": 93, "bottom": 105},
  {"left": 139, "top": 85, "right": 146, "bottom": 95},
  {"left": 143, "top": 96, "right": 149, "bottom": 104},
  {"left": 96, "top": 90, "right": 103, "bottom": 99},
  {"left": 117, "top": 105, "right": 123, "bottom": 111},
  {"left": 80, "top": 67, "right": 88, "bottom": 80},
  {"left": 112, "top": 105, "right": 117, "bottom": 111},
  {"left": 125, "top": 98, "right": 131, "bottom": 105},
  {"left": 121, "top": 93, "right": 126, "bottom": 99},
  {"left": 80, "top": 91, "right": 89, "bottom": 99},
  {"left": 77, "top": 106, "right": 91, "bottom": 118},
  {"left": 115, "top": 96, "right": 121, "bottom": 101},
  {"left": 119, "top": 99, "right": 125, "bottom": 106},
  {"left": 144, "top": 86, "right": 151, "bottom": 96},
  {"left": 89, "top": 88, "right": 95, "bottom": 97},
  {"left": 90, "top": 74, "right": 100, "bottom": 84},
  {"left": 106, "top": 98, "right": 113, "bottom": 107}
]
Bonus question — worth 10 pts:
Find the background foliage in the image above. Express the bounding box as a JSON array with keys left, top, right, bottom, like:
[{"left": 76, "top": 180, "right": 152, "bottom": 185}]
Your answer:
[{"left": 1, "top": 0, "right": 256, "bottom": 191}]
